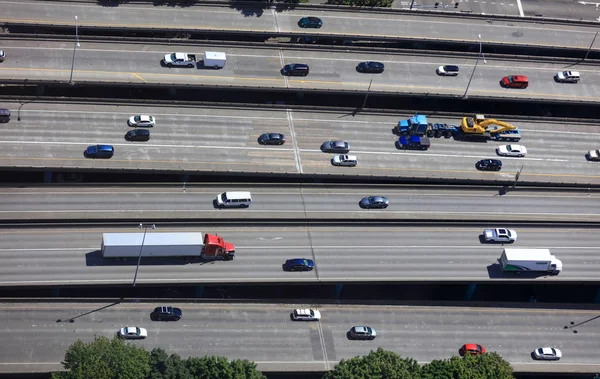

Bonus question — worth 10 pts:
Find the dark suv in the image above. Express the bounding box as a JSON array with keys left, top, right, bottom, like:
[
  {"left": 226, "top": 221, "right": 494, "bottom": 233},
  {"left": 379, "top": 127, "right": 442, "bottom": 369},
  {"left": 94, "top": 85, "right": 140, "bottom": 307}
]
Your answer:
[
  {"left": 85, "top": 144, "right": 114, "bottom": 158},
  {"left": 152, "top": 306, "right": 182, "bottom": 321},
  {"left": 125, "top": 129, "right": 150, "bottom": 141},
  {"left": 476, "top": 159, "right": 502, "bottom": 171},
  {"left": 282, "top": 64, "right": 309, "bottom": 77}
]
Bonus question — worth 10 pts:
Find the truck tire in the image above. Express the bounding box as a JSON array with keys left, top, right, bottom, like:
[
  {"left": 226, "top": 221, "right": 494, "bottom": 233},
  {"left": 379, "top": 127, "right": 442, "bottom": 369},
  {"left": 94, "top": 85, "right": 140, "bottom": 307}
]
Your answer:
[
  {"left": 167, "top": 63, "right": 172, "bottom": 67},
  {"left": 188, "top": 64, "right": 194, "bottom": 68},
  {"left": 213, "top": 65, "right": 219, "bottom": 69}
]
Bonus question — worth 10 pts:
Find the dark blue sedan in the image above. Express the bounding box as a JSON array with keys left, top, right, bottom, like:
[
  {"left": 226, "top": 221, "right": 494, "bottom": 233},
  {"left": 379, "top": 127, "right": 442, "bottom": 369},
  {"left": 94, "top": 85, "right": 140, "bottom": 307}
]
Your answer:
[
  {"left": 258, "top": 133, "right": 286, "bottom": 145},
  {"left": 85, "top": 144, "right": 114, "bottom": 158},
  {"left": 356, "top": 61, "right": 385, "bottom": 74},
  {"left": 298, "top": 17, "right": 323, "bottom": 29},
  {"left": 283, "top": 258, "right": 314, "bottom": 271},
  {"left": 359, "top": 196, "right": 389, "bottom": 209}
]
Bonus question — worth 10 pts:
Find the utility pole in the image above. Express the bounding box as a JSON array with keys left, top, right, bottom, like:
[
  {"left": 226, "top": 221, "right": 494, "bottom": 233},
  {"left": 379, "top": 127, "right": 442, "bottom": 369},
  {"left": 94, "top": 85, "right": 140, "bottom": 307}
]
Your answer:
[
  {"left": 132, "top": 223, "right": 155, "bottom": 287},
  {"left": 68, "top": 15, "right": 80, "bottom": 84},
  {"left": 584, "top": 31, "right": 598, "bottom": 61},
  {"left": 512, "top": 164, "right": 524, "bottom": 189},
  {"left": 353, "top": 79, "right": 373, "bottom": 116},
  {"left": 463, "top": 34, "right": 486, "bottom": 99}
]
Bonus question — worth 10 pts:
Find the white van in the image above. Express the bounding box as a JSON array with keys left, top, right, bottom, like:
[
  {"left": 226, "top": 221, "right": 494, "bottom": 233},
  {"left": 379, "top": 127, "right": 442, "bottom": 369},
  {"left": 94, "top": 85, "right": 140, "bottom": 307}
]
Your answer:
[{"left": 216, "top": 191, "right": 252, "bottom": 208}]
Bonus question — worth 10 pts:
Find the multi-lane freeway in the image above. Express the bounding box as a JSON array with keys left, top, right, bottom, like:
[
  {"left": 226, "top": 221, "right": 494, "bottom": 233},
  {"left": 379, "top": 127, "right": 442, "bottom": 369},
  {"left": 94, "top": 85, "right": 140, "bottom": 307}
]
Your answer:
[
  {"left": 2, "top": 0, "right": 600, "bottom": 49},
  {"left": 1, "top": 39, "right": 600, "bottom": 102},
  {"left": 1, "top": 225, "right": 599, "bottom": 285},
  {"left": 1, "top": 102, "right": 599, "bottom": 184},
  {"left": 1, "top": 184, "right": 600, "bottom": 222},
  {"left": 0, "top": 302, "right": 598, "bottom": 373}
]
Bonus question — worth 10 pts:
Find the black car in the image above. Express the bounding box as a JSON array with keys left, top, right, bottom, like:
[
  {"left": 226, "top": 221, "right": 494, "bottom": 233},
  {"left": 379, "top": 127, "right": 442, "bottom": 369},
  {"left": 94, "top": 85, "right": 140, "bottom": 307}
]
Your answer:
[
  {"left": 282, "top": 63, "right": 309, "bottom": 77},
  {"left": 125, "top": 129, "right": 150, "bottom": 142},
  {"left": 283, "top": 258, "right": 314, "bottom": 271},
  {"left": 258, "top": 133, "right": 286, "bottom": 145},
  {"left": 152, "top": 306, "right": 182, "bottom": 321},
  {"left": 298, "top": 17, "right": 323, "bottom": 29},
  {"left": 476, "top": 159, "right": 502, "bottom": 171},
  {"left": 356, "top": 61, "right": 385, "bottom": 74}
]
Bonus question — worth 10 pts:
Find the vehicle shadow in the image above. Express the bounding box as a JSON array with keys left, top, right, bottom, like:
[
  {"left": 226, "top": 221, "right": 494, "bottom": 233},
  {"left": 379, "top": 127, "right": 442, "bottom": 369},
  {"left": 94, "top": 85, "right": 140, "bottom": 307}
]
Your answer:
[
  {"left": 85, "top": 250, "right": 218, "bottom": 266},
  {"left": 486, "top": 263, "right": 549, "bottom": 279},
  {"left": 230, "top": 0, "right": 300, "bottom": 17}
]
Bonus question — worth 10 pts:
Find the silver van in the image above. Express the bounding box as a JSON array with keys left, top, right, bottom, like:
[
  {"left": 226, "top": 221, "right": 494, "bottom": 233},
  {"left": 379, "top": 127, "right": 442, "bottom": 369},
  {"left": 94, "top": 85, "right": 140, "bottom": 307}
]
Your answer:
[{"left": 216, "top": 191, "right": 252, "bottom": 208}]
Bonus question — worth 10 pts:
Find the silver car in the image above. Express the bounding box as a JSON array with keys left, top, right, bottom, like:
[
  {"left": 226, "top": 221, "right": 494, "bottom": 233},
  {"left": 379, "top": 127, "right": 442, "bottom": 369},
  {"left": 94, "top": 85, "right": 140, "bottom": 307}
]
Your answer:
[
  {"left": 349, "top": 326, "right": 376, "bottom": 340},
  {"left": 533, "top": 347, "right": 561, "bottom": 361},
  {"left": 331, "top": 155, "right": 357, "bottom": 167},
  {"left": 118, "top": 326, "right": 147, "bottom": 339},
  {"left": 128, "top": 115, "right": 155, "bottom": 127},
  {"left": 321, "top": 141, "right": 350, "bottom": 153}
]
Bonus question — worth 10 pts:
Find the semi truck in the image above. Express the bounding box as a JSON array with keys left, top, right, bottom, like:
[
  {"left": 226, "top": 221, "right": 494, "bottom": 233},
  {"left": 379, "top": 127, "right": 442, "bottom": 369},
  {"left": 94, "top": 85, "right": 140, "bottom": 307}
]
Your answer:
[
  {"left": 202, "top": 51, "right": 226, "bottom": 69},
  {"left": 101, "top": 232, "right": 235, "bottom": 260},
  {"left": 397, "top": 135, "right": 430, "bottom": 150},
  {"left": 499, "top": 249, "right": 562, "bottom": 275},
  {"left": 163, "top": 53, "right": 197, "bottom": 67},
  {"left": 396, "top": 114, "right": 521, "bottom": 142}
]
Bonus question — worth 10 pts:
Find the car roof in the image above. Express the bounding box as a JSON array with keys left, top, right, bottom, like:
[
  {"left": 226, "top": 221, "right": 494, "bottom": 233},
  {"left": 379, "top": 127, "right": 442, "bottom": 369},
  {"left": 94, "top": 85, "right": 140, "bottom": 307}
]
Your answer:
[
  {"left": 353, "top": 326, "right": 368, "bottom": 332},
  {"left": 97, "top": 145, "right": 114, "bottom": 151},
  {"left": 444, "top": 65, "right": 459, "bottom": 70}
]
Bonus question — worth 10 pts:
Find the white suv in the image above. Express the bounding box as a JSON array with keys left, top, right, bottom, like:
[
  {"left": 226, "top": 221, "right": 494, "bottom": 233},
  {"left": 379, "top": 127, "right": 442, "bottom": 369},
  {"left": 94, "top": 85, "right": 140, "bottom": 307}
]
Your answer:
[
  {"left": 292, "top": 309, "right": 321, "bottom": 321},
  {"left": 331, "top": 155, "right": 357, "bottom": 167},
  {"left": 555, "top": 71, "right": 580, "bottom": 83}
]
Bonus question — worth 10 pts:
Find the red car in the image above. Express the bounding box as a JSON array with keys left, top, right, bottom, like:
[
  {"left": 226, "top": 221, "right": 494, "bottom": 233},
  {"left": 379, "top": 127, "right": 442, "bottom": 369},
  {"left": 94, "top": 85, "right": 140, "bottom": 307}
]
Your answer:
[
  {"left": 501, "top": 75, "right": 528, "bottom": 89},
  {"left": 460, "top": 343, "right": 486, "bottom": 356}
]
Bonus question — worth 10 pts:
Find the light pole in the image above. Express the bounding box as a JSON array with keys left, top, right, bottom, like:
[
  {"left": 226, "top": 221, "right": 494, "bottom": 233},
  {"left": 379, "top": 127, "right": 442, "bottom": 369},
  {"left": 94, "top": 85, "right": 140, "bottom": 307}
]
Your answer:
[
  {"left": 68, "top": 15, "right": 80, "bottom": 85},
  {"left": 584, "top": 31, "right": 598, "bottom": 61},
  {"left": 462, "top": 34, "right": 487, "bottom": 99},
  {"left": 132, "top": 223, "right": 155, "bottom": 287}
]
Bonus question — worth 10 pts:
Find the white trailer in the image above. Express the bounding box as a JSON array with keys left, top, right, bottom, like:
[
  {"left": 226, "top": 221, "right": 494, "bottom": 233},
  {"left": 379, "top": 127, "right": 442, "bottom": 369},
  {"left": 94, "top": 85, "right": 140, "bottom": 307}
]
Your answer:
[
  {"left": 500, "top": 249, "right": 562, "bottom": 275},
  {"left": 203, "top": 51, "right": 226, "bottom": 69},
  {"left": 102, "top": 232, "right": 204, "bottom": 258}
]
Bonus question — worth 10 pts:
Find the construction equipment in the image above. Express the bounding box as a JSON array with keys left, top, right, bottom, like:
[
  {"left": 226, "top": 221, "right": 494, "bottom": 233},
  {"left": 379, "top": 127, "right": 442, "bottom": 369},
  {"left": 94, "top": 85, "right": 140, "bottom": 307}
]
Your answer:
[{"left": 460, "top": 115, "right": 521, "bottom": 141}]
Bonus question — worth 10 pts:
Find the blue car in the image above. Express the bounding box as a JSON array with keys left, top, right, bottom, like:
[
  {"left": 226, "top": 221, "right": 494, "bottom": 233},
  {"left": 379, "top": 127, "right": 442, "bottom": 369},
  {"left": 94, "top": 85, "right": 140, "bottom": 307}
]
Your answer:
[
  {"left": 85, "top": 144, "right": 114, "bottom": 158},
  {"left": 283, "top": 258, "right": 314, "bottom": 272},
  {"left": 298, "top": 17, "right": 323, "bottom": 29},
  {"left": 356, "top": 61, "right": 385, "bottom": 74}
]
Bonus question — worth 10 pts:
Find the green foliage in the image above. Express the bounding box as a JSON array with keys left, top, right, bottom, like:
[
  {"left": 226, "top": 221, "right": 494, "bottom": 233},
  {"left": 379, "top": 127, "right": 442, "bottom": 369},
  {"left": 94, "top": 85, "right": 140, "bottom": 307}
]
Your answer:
[
  {"left": 51, "top": 335, "right": 150, "bottom": 379},
  {"left": 323, "top": 348, "right": 421, "bottom": 379},
  {"left": 419, "top": 352, "right": 514, "bottom": 379},
  {"left": 148, "top": 348, "right": 192, "bottom": 379},
  {"left": 326, "top": 0, "right": 394, "bottom": 7},
  {"left": 187, "top": 355, "right": 266, "bottom": 379}
]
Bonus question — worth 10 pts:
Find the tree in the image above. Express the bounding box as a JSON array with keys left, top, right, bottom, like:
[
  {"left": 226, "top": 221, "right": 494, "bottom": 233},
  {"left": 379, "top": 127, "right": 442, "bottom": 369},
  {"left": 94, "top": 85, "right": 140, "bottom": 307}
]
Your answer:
[
  {"left": 148, "top": 348, "right": 192, "bottom": 379},
  {"left": 186, "top": 355, "right": 266, "bottom": 379},
  {"left": 52, "top": 335, "right": 150, "bottom": 379},
  {"left": 323, "top": 348, "right": 421, "bottom": 379},
  {"left": 420, "top": 353, "right": 514, "bottom": 379}
]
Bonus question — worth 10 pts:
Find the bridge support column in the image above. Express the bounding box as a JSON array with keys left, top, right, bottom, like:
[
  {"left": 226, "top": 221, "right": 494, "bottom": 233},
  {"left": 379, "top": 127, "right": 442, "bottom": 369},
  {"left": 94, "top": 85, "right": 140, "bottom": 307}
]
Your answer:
[
  {"left": 44, "top": 171, "right": 53, "bottom": 183},
  {"left": 196, "top": 286, "right": 204, "bottom": 298},
  {"left": 464, "top": 283, "right": 477, "bottom": 301},
  {"left": 594, "top": 287, "right": 600, "bottom": 303},
  {"left": 335, "top": 284, "right": 343, "bottom": 299}
]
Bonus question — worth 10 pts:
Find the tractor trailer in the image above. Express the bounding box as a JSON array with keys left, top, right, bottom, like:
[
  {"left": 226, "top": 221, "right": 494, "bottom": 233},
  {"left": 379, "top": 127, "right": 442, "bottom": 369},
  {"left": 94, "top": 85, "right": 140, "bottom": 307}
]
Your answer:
[
  {"left": 102, "top": 232, "right": 235, "bottom": 260},
  {"left": 499, "top": 249, "right": 562, "bottom": 275}
]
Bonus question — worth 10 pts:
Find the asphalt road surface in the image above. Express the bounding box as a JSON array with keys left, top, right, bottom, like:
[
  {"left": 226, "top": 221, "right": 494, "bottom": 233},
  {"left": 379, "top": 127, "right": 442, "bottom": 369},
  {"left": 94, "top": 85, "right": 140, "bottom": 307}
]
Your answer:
[
  {"left": 1, "top": 102, "right": 599, "bottom": 185},
  {"left": 1, "top": 184, "right": 600, "bottom": 222},
  {"left": 0, "top": 302, "right": 597, "bottom": 373},
  {"left": 0, "top": 225, "right": 598, "bottom": 286},
  {"left": 1, "top": 39, "right": 599, "bottom": 102},
  {"left": 2, "top": 1, "right": 600, "bottom": 49}
]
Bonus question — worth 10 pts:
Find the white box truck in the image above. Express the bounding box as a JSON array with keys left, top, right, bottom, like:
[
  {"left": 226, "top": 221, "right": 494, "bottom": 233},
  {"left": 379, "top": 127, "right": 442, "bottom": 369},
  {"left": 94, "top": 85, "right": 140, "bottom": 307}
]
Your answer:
[
  {"left": 499, "top": 249, "right": 562, "bottom": 275},
  {"left": 101, "top": 232, "right": 235, "bottom": 260},
  {"left": 203, "top": 51, "right": 226, "bottom": 69}
]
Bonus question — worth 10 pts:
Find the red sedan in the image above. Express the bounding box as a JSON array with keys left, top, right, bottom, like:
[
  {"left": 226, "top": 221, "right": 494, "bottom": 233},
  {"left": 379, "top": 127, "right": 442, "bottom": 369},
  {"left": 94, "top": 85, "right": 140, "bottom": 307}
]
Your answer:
[
  {"left": 501, "top": 75, "right": 528, "bottom": 88},
  {"left": 460, "top": 343, "right": 487, "bottom": 356}
]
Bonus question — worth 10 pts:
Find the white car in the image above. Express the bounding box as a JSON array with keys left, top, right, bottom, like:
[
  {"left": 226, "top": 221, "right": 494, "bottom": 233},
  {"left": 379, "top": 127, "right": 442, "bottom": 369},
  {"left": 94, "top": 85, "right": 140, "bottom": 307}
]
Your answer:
[
  {"left": 533, "top": 347, "right": 562, "bottom": 361},
  {"left": 483, "top": 228, "right": 517, "bottom": 243},
  {"left": 331, "top": 155, "right": 357, "bottom": 167},
  {"left": 586, "top": 149, "right": 600, "bottom": 161},
  {"left": 496, "top": 144, "right": 527, "bottom": 157},
  {"left": 118, "top": 326, "right": 148, "bottom": 339},
  {"left": 555, "top": 71, "right": 580, "bottom": 83},
  {"left": 128, "top": 115, "right": 155, "bottom": 127},
  {"left": 292, "top": 309, "right": 321, "bottom": 321}
]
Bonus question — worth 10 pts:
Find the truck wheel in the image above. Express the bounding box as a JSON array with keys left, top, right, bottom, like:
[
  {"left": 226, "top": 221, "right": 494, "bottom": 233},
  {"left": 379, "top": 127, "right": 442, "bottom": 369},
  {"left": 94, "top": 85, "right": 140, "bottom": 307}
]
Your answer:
[
  {"left": 188, "top": 64, "right": 194, "bottom": 68},
  {"left": 167, "top": 63, "right": 172, "bottom": 67},
  {"left": 213, "top": 65, "right": 219, "bottom": 69}
]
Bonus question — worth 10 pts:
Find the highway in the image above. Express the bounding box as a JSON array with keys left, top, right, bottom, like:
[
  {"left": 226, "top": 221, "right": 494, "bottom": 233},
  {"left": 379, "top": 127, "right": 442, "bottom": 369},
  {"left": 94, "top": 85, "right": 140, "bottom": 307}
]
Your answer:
[
  {"left": 2, "top": 0, "right": 600, "bottom": 50},
  {"left": 1, "top": 102, "right": 600, "bottom": 185},
  {"left": 0, "top": 302, "right": 598, "bottom": 373},
  {"left": 1, "top": 225, "right": 599, "bottom": 285},
  {"left": 2, "top": 39, "right": 600, "bottom": 102},
  {"left": 2, "top": 184, "right": 600, "bottom": 222}
]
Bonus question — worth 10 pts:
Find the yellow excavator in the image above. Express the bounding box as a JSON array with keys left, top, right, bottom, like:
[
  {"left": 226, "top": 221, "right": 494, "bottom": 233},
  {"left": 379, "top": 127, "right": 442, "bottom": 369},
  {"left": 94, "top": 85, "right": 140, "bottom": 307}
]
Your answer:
[{"left": 460, "top": 115, "right": 521, "bottom": 141}]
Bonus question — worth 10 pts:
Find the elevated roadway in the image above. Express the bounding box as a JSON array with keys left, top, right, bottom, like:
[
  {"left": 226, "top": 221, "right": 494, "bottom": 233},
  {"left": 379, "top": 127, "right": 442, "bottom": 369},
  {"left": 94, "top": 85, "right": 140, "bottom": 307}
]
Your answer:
[
  {"left": 1, "top": 102, "right": 599, "bottom": 185},
  {"left": 1, "top": 184, "right": 600, "bottom": 222},
  {"left": 1, "top": 225, "right": 599, "bottom": 285},
  {"left": 2, "top": 39, "right": 600, "bottom": 102},
  {"left": 0, "top": 301, "right": 598, "bottom": 373},
  {"left": 2, "top": 0, "right": 600, "bottom": 50}
]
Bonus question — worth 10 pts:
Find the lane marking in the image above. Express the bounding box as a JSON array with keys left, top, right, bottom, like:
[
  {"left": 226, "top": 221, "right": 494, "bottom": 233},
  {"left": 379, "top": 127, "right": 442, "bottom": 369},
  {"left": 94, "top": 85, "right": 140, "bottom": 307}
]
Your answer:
[
  {"left": 287, "top": 109, "right": 302, "bottom": 173},
  {"left": 131, "top": 73, "right": 146, "bottom": 82},
  {"left": 516, "top": 0, "right": 525, "bottom": 16}
]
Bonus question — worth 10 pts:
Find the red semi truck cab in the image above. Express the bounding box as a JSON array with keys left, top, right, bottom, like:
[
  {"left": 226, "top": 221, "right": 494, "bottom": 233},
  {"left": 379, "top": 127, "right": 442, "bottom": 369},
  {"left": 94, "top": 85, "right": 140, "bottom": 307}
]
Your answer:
[{"left": 203, "top": 233, "right": 235, "bottom": 260}]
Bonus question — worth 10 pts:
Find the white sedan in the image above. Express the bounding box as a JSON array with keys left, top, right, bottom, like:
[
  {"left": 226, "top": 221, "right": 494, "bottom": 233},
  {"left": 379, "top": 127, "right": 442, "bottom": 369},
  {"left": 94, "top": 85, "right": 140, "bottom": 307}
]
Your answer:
[
  {"left": 291, "top": 309, "right": 321, "bottom": 321},
  {"left": 128, "top": 115, "right": 155, "bottom": 127},
  {"left": 118, "top": 326, "right": 148, "bottom": 339},
  {"left": 497, "top": 144, "right": 527, "bottom": 157},
  {"left": 533, "top": 347, "right": 561, "bottom": 360},
  {"left": 483, "top": 228, "right": 517, "bottom": 243}
]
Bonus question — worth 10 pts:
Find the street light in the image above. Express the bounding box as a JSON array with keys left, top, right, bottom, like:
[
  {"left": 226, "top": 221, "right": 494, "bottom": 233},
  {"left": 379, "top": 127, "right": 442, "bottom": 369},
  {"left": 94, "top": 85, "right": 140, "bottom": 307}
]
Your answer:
[
  {"left": 132, "top": 223, "right": 155, "bottom": 287},
  {"left": 462, "top": 34, "right": 487, "bottom": 99},
  {"left": 68, "top": 15, "right": 80, "bottom": 85}
]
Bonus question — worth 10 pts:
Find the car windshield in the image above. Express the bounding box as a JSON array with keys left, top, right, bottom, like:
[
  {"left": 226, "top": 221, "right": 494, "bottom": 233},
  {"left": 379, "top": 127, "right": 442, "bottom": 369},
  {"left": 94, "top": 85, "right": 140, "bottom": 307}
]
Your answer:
[
  {"left": 507, "top": 76, "right": 514, "bottom": 82},
  {"left": 170, "top": 53, "right": 177, "bottom": 60},
  {"left": 134, "top": 115, "right": 141, "bottom": 122},
  {"left": 550, "top": 348, "right": 556, "bottom": 355}
]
